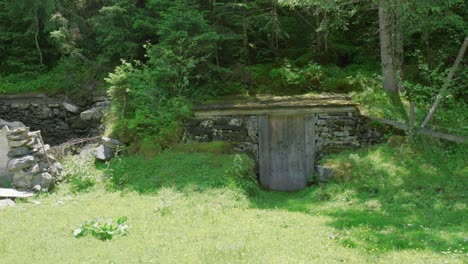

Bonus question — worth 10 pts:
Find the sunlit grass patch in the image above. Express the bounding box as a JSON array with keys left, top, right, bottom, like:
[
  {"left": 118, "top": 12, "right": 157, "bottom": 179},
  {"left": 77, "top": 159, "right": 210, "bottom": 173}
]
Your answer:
[{"left": 0, "top": 141, "right": 466, "bottom": 263}]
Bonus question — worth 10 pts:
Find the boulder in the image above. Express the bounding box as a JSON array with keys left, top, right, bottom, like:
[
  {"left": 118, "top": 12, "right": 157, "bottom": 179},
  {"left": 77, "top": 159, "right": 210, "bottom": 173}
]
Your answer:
[
  {"left": 31, "top": 172, "right": 53, "bottom": 189},
  {"left": 94, "top": 145, "right": 114, "bottom": 161},
  {"left": 80, "top": 107, "right": 106, "bottom": 121},
  {"left": 102, "top": 137, "right": 121, "bottom": 149},
  {"left": 316, "top": 166, "right": 333, "bottom": 183}
]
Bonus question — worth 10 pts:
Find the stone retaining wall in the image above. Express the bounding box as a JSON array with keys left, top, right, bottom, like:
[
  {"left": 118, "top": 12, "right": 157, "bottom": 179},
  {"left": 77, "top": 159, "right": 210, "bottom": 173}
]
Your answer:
[
  {"left": 187, "top": 111, "right": 383, "bottom": 163},
  {"left": 0, "top": 93, "right": 108, "bottom": 145},
  {"left": 0, "top": 126, "right": 61, "bottom": 191},
  {"left": 188, "top": 116, "right": 259, "bottom": 159}
]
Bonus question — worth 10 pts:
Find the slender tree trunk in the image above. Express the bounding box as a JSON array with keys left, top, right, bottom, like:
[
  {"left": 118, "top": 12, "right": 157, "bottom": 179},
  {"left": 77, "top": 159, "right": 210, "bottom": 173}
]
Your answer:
[
  {"left": 35, "top": 14, "right": 44, "bottom": 66},
  {"left": 315, "top": 12, "right": 321, "bottom": 51},
  {"left": 379, "top": 0, "right": 398, "bottom": 94},
  {"left": 393, "top": 0, "right": 404, "bottom": 91},
  {"left": 323, "top": 12, "right": 328, "bottom": 52},
  {"left": 420, "top": 36, "right": 468, "bottom": 128},
  {"left": 242, "top": 0, "right": 250, "bottom": 63},
  {"left": 212, "top": 0, "right": 220, "bottom": 66}
]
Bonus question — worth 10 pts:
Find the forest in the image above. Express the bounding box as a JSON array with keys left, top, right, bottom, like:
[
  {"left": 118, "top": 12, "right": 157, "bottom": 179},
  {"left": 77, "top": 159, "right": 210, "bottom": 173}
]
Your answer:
[
  {"left": 1, "top": 0, "right": 467, "bottom": 145},
  {"left": 0, "top": 1, "right": 467, "bottom": 262}
]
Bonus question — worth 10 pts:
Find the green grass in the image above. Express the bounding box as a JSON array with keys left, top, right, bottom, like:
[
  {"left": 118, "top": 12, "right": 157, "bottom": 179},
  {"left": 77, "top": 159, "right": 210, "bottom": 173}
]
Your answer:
[
  {"left": 352, "top": 85, "right": 468, "bottom": 137},
  {"left": 0, "top": 141, "right": 466, "bottom": 263}
]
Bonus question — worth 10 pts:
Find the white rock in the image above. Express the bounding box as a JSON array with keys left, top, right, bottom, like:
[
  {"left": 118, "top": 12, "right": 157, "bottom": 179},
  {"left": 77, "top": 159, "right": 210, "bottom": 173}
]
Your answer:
[
  {"left": 229, "top": 118, "right": 242, "bottom": 127},
  {"left": 0, "top": 199, "right": 15, "bottom": 209},
  {"left": 63, "top": 102, "right": 80, "bottom": 113},
  {"left": 0, "top": 188, "right": 35, "bottom": 198},
  {"left": 94, "top": 145, "right": 114, "bottom": 161}
]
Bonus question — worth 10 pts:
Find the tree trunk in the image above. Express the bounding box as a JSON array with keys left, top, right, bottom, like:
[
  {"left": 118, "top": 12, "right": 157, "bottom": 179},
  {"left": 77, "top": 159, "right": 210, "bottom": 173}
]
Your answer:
[
  {"left": 35, "top": 14, "right": 44, "bottom": 66},
  {"left": 420, "top": 36, "right": 468, "bottom": 128},
  {"left": 393, "top": 0, "right": 404, "bottom": 91},
  {"left": 242, "top": 0, "right": 250, "bottom": 64},
  {"left": 379, "top": 0, "right": 398, "bottom": 94},
  {"left": 315, "top": 12, "right": 321, "bottom": 51}
]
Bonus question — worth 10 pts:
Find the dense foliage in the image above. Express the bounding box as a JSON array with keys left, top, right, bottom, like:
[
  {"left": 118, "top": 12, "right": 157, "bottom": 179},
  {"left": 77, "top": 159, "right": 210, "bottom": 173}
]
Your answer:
[{"left": 0, "top": 0, "right": 466, "bottom": 144}]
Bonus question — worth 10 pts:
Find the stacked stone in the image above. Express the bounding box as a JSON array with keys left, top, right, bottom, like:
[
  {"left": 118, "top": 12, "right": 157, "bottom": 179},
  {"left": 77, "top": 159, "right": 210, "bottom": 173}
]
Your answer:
[
  {"left": 188, "top": 116, "right": 259, "bottom": 161},
  {"left": 187, "top": 112, "right": 385, "bottom": 165},
  {"left": 6, "top": 127, "right": 62, "bottom": 191},
  {"left": 357, "top": 116, "right": 385, "bottom": 146},
  {"left": 315, "top": 112, "right": 361, "bottom": 157},
  {"left": 0, "top": 93, "right": 109, "bottom": 145}
]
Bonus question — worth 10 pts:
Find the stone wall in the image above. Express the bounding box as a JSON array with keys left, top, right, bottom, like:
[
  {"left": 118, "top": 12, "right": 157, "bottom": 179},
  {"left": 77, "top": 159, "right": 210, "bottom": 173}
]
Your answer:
[
  {"left": 187, "top": 111, "right": 383, "bottom": 163},
  {"left": 0, "top": 126, "right": 61, "bottom": 191},
  {"left": 0, "top": 127, "right": 10, "bottom": 185},
  {"left": 0, "top": 93, "right": 108, "bottom": 145},
  {"left": 188, "top": 116, "right": 259, "bottom": 159}
]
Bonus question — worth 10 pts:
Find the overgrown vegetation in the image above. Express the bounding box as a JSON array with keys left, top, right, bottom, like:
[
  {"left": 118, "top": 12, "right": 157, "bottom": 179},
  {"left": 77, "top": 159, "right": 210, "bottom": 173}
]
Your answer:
[{"left": 1, "top": 0, "right": 466, "bottom": 145}]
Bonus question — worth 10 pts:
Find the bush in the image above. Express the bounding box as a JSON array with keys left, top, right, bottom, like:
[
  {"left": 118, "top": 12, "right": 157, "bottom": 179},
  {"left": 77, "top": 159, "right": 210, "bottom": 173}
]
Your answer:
[{"left": 105, "top": 59, "right": 192, "bottom": 148}]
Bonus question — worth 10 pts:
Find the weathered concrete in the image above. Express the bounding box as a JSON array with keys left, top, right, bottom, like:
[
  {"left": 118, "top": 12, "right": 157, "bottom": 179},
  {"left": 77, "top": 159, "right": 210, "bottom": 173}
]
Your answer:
[
  {"left": 0, "top": 127, "right": 11, "bottom": 185},
  {"left": 0, "top": 188, "right": 35, "bottom": 198}
]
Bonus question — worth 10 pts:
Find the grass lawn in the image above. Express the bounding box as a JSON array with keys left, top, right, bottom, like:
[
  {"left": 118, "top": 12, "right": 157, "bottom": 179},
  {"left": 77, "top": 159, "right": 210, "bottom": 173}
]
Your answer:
[{"left": 0, "top": 141, "right": 466, "bottom": 263}]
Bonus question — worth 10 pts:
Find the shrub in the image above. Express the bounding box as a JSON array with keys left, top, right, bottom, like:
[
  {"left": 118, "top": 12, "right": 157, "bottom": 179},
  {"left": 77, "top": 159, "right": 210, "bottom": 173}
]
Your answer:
[
  {"left": 106, "top": 60, "right": 192, "bottom": 148},
  {"left": 268, "top": 61, "right": 325, "bottom": 94}
]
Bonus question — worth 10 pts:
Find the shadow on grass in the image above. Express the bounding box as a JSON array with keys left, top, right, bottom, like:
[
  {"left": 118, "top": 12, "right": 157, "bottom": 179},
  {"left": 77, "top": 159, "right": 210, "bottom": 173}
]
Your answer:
[
  {"left": 105, "top": 151, "right": 236, "bottom": 194},
  {"left": 106, "top": 140, "right": 467, "bottom": 254},
  {"left": 248, "top": 140, "right": 468, "bottom": 253}
]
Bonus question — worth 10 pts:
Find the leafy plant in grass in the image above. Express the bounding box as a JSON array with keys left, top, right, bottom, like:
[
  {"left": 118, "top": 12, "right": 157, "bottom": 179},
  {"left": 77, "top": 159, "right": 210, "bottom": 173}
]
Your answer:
[
  {"left": 61, "top": 154, "right": 98, "bottom": 193},
  {"left": 73, "top": 217, "right": 128, "bottom": 241}
]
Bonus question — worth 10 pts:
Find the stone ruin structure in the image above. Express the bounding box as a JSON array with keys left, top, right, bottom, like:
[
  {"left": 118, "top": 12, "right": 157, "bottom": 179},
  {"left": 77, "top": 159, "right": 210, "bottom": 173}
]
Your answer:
[
  {"left": 0, "top": 92, "right": 109, "bottom": 145},
  {"left": 188, "top": 94, "right": 384, "bottom": 191},
  {"left": 0, "top": 121, "right": 62, "bottom": 191}
]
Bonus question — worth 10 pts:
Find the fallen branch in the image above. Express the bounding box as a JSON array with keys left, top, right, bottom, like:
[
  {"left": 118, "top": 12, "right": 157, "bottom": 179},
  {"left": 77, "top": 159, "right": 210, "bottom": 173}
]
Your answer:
[
  {"left": 369, "top": 117, "right": 467, "bottom": 143},
  {"left": 420, "top": 36, "right": 468, "bottom": 128}
]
